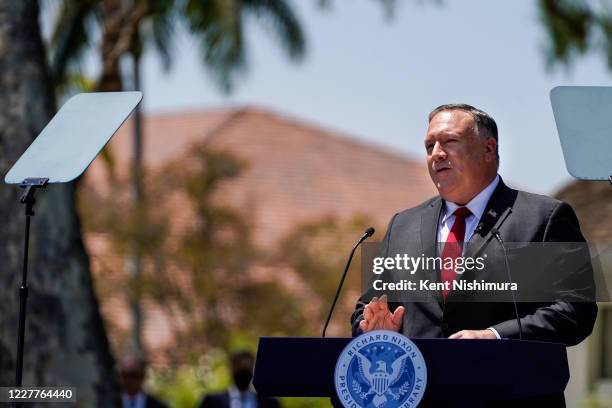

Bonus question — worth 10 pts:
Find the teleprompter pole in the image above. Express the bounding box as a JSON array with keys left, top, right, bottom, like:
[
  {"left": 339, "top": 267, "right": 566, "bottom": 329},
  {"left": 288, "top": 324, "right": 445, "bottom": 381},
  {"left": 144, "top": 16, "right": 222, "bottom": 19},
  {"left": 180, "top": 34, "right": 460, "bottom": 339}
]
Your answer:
[{"left": 14, "top": 178, "right": 48, "bottom": 407}]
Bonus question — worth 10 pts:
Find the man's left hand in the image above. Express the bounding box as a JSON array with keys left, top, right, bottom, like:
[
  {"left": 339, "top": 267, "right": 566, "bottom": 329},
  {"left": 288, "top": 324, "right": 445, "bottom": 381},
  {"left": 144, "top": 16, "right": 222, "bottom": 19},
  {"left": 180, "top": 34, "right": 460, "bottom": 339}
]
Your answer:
[{"left": 448, "top": 329, "right": 497, "bottom": 339}]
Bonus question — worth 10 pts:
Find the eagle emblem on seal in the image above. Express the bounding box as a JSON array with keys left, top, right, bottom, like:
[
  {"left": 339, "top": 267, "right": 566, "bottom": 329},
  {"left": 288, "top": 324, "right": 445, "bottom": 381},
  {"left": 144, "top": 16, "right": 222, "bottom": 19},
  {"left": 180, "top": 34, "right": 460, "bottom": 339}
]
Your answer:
[{"left": 355, "top": 352, "right": 411, "bottom": 407}]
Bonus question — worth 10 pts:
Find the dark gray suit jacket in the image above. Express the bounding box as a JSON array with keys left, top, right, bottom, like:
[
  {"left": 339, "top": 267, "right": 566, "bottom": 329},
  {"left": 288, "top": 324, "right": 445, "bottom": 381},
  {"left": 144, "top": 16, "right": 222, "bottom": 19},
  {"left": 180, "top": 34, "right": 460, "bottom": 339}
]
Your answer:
[{"left": 351, "top": 179, "right": 597, "bottom": 346}]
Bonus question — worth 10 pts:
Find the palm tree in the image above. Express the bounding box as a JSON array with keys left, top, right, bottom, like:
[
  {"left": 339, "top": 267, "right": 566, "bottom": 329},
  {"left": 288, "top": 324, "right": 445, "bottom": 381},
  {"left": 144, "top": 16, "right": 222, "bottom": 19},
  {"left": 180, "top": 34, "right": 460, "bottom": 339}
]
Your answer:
[
  {"left": 47, "top": 0, "right": 306, "bottom": 353},
  {"left": 0, "top": 0, "right": 120, "bottom": 404},
  {"left": 49, "top": 0, "right": 306, "bottom": 91}
]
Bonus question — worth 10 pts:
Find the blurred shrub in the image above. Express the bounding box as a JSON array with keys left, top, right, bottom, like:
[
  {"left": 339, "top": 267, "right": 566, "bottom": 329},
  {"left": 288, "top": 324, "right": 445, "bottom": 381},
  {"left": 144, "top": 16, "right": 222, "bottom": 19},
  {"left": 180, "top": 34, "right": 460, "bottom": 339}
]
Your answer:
[
  {"left": 147, "top": 347, "right": 333, "bottom": 408},
  {"left": 148, "top": 348, "right": 230, "bottom": 408}
]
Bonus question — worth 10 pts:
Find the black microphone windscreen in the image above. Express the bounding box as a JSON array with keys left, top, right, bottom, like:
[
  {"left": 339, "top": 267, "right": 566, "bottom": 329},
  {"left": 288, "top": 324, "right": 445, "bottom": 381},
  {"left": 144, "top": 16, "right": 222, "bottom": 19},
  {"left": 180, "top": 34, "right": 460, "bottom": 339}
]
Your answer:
[{"left": 365, "top": 227, "right": 375, "bottom": 237}]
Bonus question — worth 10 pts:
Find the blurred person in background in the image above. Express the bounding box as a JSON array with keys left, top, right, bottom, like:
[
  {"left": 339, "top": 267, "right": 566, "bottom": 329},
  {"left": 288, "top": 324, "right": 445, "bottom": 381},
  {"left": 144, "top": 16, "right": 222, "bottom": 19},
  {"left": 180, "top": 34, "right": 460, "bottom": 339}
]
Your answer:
[
  {"left": 199, "top": 350, "right": 280, "bottom": 408},
  {"left": 120, "top": 354, "right": 169, "bottom": 408}
]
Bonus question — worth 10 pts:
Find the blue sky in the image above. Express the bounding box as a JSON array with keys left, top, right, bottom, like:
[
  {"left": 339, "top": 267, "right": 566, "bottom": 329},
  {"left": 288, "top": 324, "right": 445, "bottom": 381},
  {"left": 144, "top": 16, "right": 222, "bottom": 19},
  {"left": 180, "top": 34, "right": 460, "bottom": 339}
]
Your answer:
[{"left": 48, "top": 0, "right": 612, "bottom": 194}]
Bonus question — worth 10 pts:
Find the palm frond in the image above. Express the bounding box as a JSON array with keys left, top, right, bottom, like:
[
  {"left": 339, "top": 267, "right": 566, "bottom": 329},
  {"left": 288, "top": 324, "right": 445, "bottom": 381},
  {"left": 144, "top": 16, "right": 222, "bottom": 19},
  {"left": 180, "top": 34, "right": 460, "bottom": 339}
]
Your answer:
[
  {"left": 142, "top": 0, "right": 178, "bottom": 71},
  {"left": 55, "top": 72, "right": 96, "bottom": 101},
  {"left": 183, "top": 0, "right": 246, "bottom": 92},
  {"left": 49, "top": 0, "right": 100, "bottom": 87},
  {"left": 242, "top": 0, "right": 306, "bottom": 60},
  {"left": 538, "top": 0, "right": 593, "bottom": 67}
]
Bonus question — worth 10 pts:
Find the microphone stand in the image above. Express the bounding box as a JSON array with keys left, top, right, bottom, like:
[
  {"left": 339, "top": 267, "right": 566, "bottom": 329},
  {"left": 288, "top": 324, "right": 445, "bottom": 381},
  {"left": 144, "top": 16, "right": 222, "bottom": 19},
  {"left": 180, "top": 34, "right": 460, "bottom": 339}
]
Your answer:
[
  {"left": 492, "top": 229, "right": 523, "bottom": 340},
  {"left": 322, "top": 228, "right": 374, "bottom": 337}
]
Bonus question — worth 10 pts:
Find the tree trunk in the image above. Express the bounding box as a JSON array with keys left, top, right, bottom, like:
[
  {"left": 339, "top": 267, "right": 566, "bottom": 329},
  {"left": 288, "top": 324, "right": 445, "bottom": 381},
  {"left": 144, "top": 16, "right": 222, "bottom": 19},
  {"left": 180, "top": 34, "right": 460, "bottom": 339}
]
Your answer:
[
  {"left": 0, "top": 1, "right": 120, "bottom": 406},
  {"left": 98, "top": 0, "right": 124, "bottom": 91},
  {"left": 96, "top": 0, "right": 150, "bottom": 355},
  {"left": 128, "top": 50, "right": 144, "bottom": 353}
]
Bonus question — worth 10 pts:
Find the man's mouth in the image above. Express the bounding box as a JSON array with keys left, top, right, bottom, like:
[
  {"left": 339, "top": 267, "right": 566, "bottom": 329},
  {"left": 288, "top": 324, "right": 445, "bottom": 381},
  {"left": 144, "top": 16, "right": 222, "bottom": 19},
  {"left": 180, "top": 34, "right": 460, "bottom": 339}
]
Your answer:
[{"left": 435, "top": 166, "right": 451, "bottom": 173}]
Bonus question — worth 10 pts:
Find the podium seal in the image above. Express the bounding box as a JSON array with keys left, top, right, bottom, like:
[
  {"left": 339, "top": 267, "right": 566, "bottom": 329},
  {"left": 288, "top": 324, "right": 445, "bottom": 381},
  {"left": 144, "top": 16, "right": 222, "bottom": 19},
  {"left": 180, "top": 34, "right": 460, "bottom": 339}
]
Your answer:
[{"left": 334, "top": 330, "right": 427, "bottom": 408}]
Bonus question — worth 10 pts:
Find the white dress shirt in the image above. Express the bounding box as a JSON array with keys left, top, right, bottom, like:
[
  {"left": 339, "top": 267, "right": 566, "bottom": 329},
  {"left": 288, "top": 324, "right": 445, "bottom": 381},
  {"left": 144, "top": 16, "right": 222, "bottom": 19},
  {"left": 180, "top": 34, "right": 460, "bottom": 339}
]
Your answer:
[
  {"left": 229, "top": 386, "right": 257, "bottom": 408},
  {"left": 437, "top": 174, "right": 502, "bottom": 339},
  {"left": 437, "top": 174, "right": 500, "bottom": 245},
  {"left": 122, "top": 392, "right": 145, "bottom": 408}
]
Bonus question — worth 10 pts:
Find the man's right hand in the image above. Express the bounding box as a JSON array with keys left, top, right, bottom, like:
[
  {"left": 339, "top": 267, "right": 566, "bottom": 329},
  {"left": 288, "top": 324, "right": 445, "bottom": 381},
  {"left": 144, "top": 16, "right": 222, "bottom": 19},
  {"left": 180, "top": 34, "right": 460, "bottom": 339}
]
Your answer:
[{"left": 358, "top": 295, "right": 405, "bottom": 333}]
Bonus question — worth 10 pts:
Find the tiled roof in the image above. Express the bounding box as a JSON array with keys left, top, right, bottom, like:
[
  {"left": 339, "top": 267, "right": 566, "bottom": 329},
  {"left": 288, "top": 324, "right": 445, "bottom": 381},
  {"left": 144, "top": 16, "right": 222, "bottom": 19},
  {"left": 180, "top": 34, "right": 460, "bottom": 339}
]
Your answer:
[
  {"left": 85, "top": 106, "right": 436, "bottom": 248},
  {"left": 555, "top": 179, "right": 612, "bottom": 241}
]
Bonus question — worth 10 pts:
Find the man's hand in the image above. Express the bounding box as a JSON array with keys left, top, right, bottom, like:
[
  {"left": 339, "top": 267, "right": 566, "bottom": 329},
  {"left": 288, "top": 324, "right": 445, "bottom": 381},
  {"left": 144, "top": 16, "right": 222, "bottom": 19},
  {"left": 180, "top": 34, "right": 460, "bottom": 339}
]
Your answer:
[
  {"left": 448, "top": 329, "right": 497, "bottom": 339},
  {"left": 358, "top": 295, "right": 405, "bottom": 333}
]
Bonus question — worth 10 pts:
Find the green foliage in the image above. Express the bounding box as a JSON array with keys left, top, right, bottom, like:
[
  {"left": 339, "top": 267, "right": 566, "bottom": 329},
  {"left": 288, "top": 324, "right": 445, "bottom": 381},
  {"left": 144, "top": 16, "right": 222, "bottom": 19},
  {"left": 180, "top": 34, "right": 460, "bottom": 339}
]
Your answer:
[
  {"left": 81, "top": 144, "right": 344, "bottom": 357},
  {"left": 580, "top": 392, "right": 612, "bottom": 408},
  {"left": 279, "top": 214, "right": 370, "bottom": 297},
  {"left": 157, "top": 147, "right": 258, "bottom": 352},
  {"left": 147, "top": 349, "right": 333, "bottom": 408},
  {"left": 538, "top": 0, "right": 612, "bottom": 70},
  {"left": 148, "top": 349, "right": 230, "bottom": 408},
  {"left": 46, "top": 0, "right": 306, "bottom": 93},
  {"left": 80, "top": 141, "right": 381, "bottom": 354},
  {"left": 46, "top": 0, "right": 99, "bottom": 89},
  {"left": 277, "top": 213, "right": 379, "bottom": 336}
]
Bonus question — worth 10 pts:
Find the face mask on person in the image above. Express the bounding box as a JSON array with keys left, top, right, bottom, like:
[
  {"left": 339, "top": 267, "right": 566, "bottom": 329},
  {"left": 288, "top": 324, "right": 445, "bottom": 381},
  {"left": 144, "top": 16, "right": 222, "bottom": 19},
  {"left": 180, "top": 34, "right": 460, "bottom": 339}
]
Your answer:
[{"left": 233, "top": 369, "right": 253, "bottom": 391}]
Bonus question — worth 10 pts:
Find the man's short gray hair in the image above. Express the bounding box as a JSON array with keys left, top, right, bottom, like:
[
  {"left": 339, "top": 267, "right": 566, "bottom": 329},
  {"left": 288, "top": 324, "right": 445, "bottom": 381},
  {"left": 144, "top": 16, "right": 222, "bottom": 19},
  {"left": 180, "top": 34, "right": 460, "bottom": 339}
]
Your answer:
[{"left": 428, "top": 103, "right": 499, "bottom": 162}]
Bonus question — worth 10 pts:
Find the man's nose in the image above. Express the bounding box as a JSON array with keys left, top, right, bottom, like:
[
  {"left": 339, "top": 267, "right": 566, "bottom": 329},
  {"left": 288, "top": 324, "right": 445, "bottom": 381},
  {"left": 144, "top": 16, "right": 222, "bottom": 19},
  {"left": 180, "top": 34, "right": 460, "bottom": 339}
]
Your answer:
[{"left": 432, "top": 142, "right": 447, "bottom": 161}]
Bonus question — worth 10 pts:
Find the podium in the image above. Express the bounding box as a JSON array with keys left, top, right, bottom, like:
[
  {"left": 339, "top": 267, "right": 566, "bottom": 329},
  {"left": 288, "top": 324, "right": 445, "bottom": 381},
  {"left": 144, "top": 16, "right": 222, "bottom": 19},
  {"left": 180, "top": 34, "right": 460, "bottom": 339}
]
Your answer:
[{"left": 253, "top": 337, "right": 568, "bottom": 407}]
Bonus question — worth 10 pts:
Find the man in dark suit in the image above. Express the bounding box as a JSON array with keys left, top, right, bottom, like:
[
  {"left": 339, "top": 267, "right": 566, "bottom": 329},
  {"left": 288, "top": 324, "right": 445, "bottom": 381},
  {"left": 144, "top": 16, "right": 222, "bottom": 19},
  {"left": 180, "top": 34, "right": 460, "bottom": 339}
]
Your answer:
[
  {"left": 199, "top": 350, "right": 280, "bottom": 408},
  {"left": 351, "top": 103, "right": 597, "bottom": 345},
  {"left": 119, "top": 354, "right": 169, "bottom": 408}
]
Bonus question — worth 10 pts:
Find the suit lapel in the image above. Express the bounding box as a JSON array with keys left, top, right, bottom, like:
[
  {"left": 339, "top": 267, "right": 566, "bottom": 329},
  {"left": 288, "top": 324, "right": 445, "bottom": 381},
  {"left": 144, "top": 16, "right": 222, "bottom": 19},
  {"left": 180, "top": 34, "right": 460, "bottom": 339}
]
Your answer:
[
  {"left": 450, "top": 179, "right": 516, "bottom": 298},
  {"left": 465, "top": 179, "right": 514, "bottom": 258},
  {"left": 417, "top": 179, "right": 518, "bottom": 305},
  {"left": 421, "top": 197, "right": 443, "bottom": 304}
]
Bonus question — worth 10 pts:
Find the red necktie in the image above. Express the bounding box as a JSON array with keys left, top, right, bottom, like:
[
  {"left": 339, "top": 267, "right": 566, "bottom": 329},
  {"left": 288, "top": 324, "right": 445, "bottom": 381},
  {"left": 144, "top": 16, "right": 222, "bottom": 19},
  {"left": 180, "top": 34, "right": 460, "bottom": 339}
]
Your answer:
[{"left": 441, "top": 207, "right": 472, "bottom": 299}]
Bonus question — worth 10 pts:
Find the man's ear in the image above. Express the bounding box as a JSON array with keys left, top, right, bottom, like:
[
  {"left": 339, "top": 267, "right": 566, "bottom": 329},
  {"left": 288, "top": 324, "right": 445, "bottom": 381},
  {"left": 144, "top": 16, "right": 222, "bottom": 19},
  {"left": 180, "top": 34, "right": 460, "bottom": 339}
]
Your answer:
[{"left": 484, "top": 137, "right": 497, "bottom": 162}]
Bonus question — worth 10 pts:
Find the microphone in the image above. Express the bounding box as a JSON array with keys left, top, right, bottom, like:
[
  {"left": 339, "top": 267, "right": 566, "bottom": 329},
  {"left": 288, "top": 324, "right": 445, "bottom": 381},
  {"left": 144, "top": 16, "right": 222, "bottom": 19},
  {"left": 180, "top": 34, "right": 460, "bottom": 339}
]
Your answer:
[
  {"left": 491, "top": 228, "right": 523, "bottom": 340},
  {"left": 322, "top": 227, "right": 375, "bottom": 337},
  {"left": 362, "top": 227, "right": 375, "bottom": 240}
]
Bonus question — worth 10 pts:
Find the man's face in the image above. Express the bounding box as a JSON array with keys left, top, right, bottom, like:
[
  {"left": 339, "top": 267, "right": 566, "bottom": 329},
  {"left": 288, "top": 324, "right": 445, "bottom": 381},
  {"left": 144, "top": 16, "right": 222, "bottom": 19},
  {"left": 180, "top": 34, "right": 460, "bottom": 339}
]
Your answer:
[
  {"left": 425, "top": 110, "right": 497, "bottom": 204},
  {"left": 232, "top": 356, "right": 254, "bottom": 391},
  {"left": 120, "top": 368, "right": 144, "bottom": 396}
]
